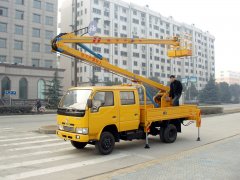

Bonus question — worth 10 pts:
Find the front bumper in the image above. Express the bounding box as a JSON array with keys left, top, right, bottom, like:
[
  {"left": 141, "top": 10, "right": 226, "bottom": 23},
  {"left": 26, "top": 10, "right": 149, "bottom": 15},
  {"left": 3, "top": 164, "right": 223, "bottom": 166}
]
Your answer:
[{"left": 56, "top": 130, "right": 89, "bottom": 142}]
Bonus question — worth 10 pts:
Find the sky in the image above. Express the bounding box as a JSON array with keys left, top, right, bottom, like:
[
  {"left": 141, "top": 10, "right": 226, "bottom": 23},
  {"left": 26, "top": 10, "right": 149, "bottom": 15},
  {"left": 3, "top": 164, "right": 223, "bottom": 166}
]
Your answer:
[{"left": 59, "top": 0, "right": 240, "bottom": 72}]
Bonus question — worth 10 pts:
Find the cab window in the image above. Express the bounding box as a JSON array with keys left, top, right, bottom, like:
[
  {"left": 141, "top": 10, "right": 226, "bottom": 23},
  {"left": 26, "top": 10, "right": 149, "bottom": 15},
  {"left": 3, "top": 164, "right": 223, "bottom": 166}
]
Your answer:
[
  {"left": 92, "top": 91, "right": 114, "bottom": 112},
  {"left": 120, "top": 91, "right": 135, "bottom": 105}
]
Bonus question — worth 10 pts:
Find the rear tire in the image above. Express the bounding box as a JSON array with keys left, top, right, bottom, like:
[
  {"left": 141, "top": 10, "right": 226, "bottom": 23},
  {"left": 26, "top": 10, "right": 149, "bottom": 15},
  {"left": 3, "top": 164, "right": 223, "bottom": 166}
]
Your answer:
[
  {"left": 71, "top": 141, "right": 87, "bottom": 149},
  {"left": 163, "top": 124, "right": 177, "bottom": 143},
  {"left": 95, "top": 131, "right": 115, "bottom": 155}
]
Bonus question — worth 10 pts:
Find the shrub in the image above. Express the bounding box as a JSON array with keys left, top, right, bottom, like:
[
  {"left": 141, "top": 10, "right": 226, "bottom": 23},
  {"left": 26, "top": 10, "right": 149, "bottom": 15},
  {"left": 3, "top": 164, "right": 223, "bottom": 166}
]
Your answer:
[{"left": 0, "top": 106, "right": 32, "bottom": 114}]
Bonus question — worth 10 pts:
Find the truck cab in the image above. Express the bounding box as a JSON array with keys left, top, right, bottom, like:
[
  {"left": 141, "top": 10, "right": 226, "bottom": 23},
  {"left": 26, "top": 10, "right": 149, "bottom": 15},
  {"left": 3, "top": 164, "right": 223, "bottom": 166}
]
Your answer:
[{"left": 57, "top": 86, "right": 141, "bottom": 154}]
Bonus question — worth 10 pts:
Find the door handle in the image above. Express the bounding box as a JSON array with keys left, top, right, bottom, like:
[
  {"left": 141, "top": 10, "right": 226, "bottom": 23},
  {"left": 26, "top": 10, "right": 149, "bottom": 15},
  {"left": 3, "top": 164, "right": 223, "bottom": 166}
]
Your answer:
[
  {"left": 112, "top": 116, "right": 116, "bottom": 118},
  {"left": 134, "top": 114, "right": 138, "bottom": 116}
]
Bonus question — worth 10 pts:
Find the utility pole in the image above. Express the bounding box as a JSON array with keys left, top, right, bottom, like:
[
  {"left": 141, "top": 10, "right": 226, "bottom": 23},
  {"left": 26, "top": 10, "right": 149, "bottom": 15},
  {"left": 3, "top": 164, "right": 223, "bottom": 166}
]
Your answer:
[{"left": 73, "top": 0, "right": 78, "bottom": 87}]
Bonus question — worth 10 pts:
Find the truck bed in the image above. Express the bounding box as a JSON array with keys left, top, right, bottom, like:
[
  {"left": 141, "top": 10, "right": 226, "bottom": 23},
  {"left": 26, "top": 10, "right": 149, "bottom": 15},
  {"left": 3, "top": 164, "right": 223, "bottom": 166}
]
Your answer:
[{"left": 140, "top": 105, "right": 201, "bottom": 126}]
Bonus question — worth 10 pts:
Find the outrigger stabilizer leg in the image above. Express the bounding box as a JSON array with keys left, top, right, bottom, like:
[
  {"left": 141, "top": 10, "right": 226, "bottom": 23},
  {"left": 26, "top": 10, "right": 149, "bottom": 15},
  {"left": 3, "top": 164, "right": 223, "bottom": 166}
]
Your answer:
[
  {"left": 145, "top": 131, "right": 150, "bottom": 149},
  {"left": 197, "top": 127, "right": 200, "bottom": 141}
]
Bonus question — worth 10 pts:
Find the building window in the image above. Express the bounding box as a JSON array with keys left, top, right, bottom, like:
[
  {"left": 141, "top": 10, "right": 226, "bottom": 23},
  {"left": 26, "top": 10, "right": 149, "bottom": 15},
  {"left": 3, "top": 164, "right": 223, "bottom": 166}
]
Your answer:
[
  {"left": 44, "top": 60, "right": 52, "bottom": 68},
  {"left": 93, "top": 8, "right": 101, "bottom": 15},
  {"left": 132, "top": 18, "right": 139, "bottom": 24},
  {"left": 0, "top": 55, "right": 6, "bottom": 63},
  {"left": 0, "top": 7, "right": 8, "bottom": 17},
  {"left": 15, "top": 10, "right": 24, "bottom": 20},
  {"left": 45, "top": 44, "right": 51, "bottom": 53},
  {"left": 19, "top": 78, "right": 28, "bottom": 99},
  {"left": 121, "top": 51, "right": 127, "bottom": 57},
  {"left": 13, "top": 57, "right": 22, "bottom": 64},
  {"left": 120, "top": 91, "right": 135, "bottom": 105},
  {"left": 92, "top": 46, "right": 101, "bottom": 53},
  {"left": 104, "top": 30, "right": 109, "bottom": 35},
  {"left": 32, "top": 28, "right": 40, "bottom": 37},
  {"left": 0, "top": 38, "right": 6, "bottom": 48},
  {"left": 33, "top": 0, "right": 41, "bottom": 9},
  {"left": 104, "top": 48, "right": 109, "bottom": 54},
  {"left": 32, "top": 58, "right": 40, "bottom": 67},
  {"left": 1, "top": 76, "right": 11, "bottom": 97},
  {"left": 46, "top": 2, "right": 54, "bottom": 12},
  {"left": 104, "top": 1, "right": 109, "bottom": 8},
  {"left": 38, "top": 79, "right": 45, "bottom": 99},
  {"left": 33, "top": 14, "right": 41, "bottom": 23},
  {"left": 15, "top": 25, "right": 23, "bottom": 35},
  {"left": 122, "top": 60, "right": 127, "bottom": 65},
  {"left": 32, "top": 42, "right": 40, "bottom": 52},
  {"left": 45, "top": 16, "right": 53, "bottom": 26},
  {"left": 14, "top": 40, "right": 23, "bottom": 50},
  {"left": 94, "top": 0, "right": 99, "bottom": 4},
  {"left": 0, "top": 22, "right": 7, "bottom": 32},
  {"left": 45, "top": 30, "right": 53, "bottom": 39},
  {"left": 104, "top": 11, "right": 109, "bottom": 17},
  {"left": 15, "top": 0, "right": 24, "bottom": 5}
]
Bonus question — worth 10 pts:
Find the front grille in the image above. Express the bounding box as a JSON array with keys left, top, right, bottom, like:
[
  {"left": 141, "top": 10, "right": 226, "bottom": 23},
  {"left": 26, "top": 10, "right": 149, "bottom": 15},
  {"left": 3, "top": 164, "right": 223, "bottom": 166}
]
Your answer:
[{"left": 63, "top": 126, "right": 74, "bottom": 132}]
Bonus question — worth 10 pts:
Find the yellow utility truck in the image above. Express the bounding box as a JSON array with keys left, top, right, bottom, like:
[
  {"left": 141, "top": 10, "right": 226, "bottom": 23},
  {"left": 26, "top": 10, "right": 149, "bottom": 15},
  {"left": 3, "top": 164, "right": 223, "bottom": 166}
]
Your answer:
[{"left": 52, "top": 32, "right": 201, "bottom": 155}]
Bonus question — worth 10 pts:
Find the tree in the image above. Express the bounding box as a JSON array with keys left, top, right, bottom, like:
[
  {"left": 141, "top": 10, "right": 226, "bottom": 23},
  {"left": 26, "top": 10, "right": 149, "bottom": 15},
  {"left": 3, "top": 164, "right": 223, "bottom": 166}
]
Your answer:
[
  {"left": 144, "top": 76, "right": 161, "bottom": 96},
  {"left": 218, "top": 82, "right": 231, "bottom": 103},
  {"left": 185, "top": 83, "right": 198, "bottom": 100},
  {"left": 229, "top": 84, "right": 240, "bottom": 103},
  {"left": 44, "top": 71, "right": 63, "bottom": 108},
  {"left": 199, "top": 76, "right": 220, "bottom": 104},
  {"left": 104, "top": 79, "right": 122, "bottom": 86}
]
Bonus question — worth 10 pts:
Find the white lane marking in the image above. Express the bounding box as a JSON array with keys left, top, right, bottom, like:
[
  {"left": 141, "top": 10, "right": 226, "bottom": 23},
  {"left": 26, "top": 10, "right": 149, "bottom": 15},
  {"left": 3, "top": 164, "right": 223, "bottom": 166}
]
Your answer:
[
  {"left": 8, "top": 142, "right": 68, "bottom": 151},
  {"left": 2, "top": 153, "right": 128, "bottom": 180},
  {"left": 0, "top": 135, "right": 50, "bottom": 142},
  {"left": 0, "top": 147, "right": 74, "bottom": 161},
  {"left": 1, "top": 128, "right": 14, "bottom": 130},
  {"left": 0, "top": 133, "right": 36, "bottom": 139},
  {"left": 0, "top": 153, "right": 83, "bottom": 170},
  {"left": 0, "top": 139, "right": 59, "bottom": 147}
]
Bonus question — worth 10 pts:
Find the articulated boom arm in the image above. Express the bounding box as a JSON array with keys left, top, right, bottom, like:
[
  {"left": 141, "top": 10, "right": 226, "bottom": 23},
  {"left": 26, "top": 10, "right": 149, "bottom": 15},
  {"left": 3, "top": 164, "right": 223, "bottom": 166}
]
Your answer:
[{"left": 52, "top": 33, "right": 188, "bottom": 92}]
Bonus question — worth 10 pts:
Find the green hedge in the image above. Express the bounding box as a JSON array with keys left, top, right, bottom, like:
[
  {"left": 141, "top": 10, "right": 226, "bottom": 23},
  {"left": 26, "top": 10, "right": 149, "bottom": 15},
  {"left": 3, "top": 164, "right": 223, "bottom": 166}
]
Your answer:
[
  {"left": 0, "top": 106, "right": 32, "bottom": 114},
  {"left": 200, "top": 107, "right": 223, "bottom": 115}
]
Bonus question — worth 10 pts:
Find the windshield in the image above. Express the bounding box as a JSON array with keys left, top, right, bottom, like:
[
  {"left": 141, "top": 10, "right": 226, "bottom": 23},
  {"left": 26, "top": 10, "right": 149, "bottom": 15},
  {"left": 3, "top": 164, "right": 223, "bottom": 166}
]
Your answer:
[{"left": 59, "top": 90, "right": 92, "bottom": 110}]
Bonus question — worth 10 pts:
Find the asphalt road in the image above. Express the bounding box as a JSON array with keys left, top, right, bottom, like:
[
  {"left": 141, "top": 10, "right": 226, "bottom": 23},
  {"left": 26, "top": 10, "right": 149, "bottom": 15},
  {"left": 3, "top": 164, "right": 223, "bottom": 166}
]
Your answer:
[{"left": 0, "top": 112, "right": 239, "bottom": 180}]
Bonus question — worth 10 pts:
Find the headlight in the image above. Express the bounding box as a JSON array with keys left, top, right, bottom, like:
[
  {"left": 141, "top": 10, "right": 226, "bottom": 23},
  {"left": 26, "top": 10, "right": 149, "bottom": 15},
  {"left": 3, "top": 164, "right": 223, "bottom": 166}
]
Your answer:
[
  {"left": 58, "top": 125, "right": 64, "bottom": 130},
  {"left": 76, "top": 128, "right": 88, "bottom": 134}
]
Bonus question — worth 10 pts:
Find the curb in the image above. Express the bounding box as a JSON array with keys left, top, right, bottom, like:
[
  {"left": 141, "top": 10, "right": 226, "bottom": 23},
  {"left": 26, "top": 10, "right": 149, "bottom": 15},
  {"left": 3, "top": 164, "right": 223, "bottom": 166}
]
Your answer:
[{"left": 38, "top": 125, "right": 57, "bottom": 134}]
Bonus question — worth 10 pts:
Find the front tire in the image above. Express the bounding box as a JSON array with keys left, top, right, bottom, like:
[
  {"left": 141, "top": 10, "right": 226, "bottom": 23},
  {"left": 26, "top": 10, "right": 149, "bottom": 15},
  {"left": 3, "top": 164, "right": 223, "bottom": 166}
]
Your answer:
[
  {"left": 95, "top": 131, "right": 115, "bottom": 155},
  {"left": 71, "top": 141, "right": 87, "bottom": 149},
  {"left": 163, "top": 124, "right": 177, "bottom": 143}
]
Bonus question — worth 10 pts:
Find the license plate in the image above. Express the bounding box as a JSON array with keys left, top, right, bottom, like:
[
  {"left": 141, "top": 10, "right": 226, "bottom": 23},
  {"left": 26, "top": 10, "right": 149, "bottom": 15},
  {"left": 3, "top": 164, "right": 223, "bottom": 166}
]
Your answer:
[{"left": 63, "top": 126, "right": 74, "bottom": 132}]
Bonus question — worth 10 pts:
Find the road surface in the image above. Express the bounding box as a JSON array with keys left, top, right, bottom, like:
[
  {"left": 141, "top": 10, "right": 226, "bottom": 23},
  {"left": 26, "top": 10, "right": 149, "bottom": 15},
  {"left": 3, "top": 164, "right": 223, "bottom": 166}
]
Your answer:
[{"left": 0, "top": 112, "right": 239, "bottom": 180}]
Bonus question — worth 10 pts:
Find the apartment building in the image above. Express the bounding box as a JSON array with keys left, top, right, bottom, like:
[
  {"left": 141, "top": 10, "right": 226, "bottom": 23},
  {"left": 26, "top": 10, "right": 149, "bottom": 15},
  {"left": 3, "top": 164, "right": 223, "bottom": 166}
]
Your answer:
[
  {"left": 0, "top": 0, "right": 64, "bottom": 99},
  {"left": 60, "top": 0, "right": 215, "bottom": 90},
  {"left": 216, "top": 70, "right": 240, "bottom": 85}
]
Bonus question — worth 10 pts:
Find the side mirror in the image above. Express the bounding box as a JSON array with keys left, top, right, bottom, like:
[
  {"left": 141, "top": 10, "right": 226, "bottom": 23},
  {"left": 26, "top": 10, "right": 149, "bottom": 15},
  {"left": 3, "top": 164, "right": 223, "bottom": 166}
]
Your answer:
[{"left": 87, "top": 99, "right": 92, "bottom": 109}]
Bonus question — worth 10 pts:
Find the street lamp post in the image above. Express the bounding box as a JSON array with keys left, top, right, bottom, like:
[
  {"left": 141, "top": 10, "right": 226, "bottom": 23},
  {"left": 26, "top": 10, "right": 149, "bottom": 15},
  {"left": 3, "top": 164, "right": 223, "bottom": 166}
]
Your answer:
[{"left": 73, "top": 0, "right": 78, "bottom": 87}]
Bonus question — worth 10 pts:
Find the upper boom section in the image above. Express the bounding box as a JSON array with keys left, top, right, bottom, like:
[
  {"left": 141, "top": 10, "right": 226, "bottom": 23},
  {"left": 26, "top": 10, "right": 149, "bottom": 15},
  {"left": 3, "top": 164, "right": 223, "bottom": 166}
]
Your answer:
[
  {"left": 52, "top": 33, "right": 191, "bottom": 92},
  {"left": 54, "top": 33, "right": 180, "bottom": 46}
]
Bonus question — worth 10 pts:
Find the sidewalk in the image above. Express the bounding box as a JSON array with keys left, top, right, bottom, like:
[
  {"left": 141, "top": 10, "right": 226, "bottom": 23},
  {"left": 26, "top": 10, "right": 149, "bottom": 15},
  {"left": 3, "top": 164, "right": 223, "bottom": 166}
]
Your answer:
[{"left": 89, "top": 135, "right": 240, "bottom": 180}]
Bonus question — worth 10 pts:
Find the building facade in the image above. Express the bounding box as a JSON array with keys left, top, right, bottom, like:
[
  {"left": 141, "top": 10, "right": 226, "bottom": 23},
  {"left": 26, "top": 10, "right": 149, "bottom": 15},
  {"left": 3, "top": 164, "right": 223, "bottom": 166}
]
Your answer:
[
  {"left": 60, "top": 0, "right": 215, "bottom": 90},
  {"left": 216, "top": 70, "right": 240, "bottom": 85},
  {"left": 0, "top": 0, "right": 64, "bottom": 99}
]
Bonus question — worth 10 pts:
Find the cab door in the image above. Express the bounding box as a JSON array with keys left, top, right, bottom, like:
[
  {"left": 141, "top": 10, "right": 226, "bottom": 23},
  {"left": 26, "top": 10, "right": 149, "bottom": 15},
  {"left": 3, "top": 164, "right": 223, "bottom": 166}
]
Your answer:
[
  {"left": 118, "top": 91, "right": 140, "bottom": 131},
  {"left": 88, "top": 91, "right": 119, "bottom": 138}
]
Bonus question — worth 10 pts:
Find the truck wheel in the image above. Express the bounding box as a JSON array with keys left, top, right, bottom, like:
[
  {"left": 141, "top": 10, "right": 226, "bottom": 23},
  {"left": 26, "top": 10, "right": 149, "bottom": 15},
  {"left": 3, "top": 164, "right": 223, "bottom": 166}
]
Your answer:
[
  {"left": 71, "top": 141, "right": 87, "bottom": 149},
  {"left": 163, "top": 124, "right": 177, "bottom": 143},
  {"left": 160, "top": 127, "right": 166, "bottom": 142},
  {"left": 95, "top": 131, "right": 115, "bottom": 155}
]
